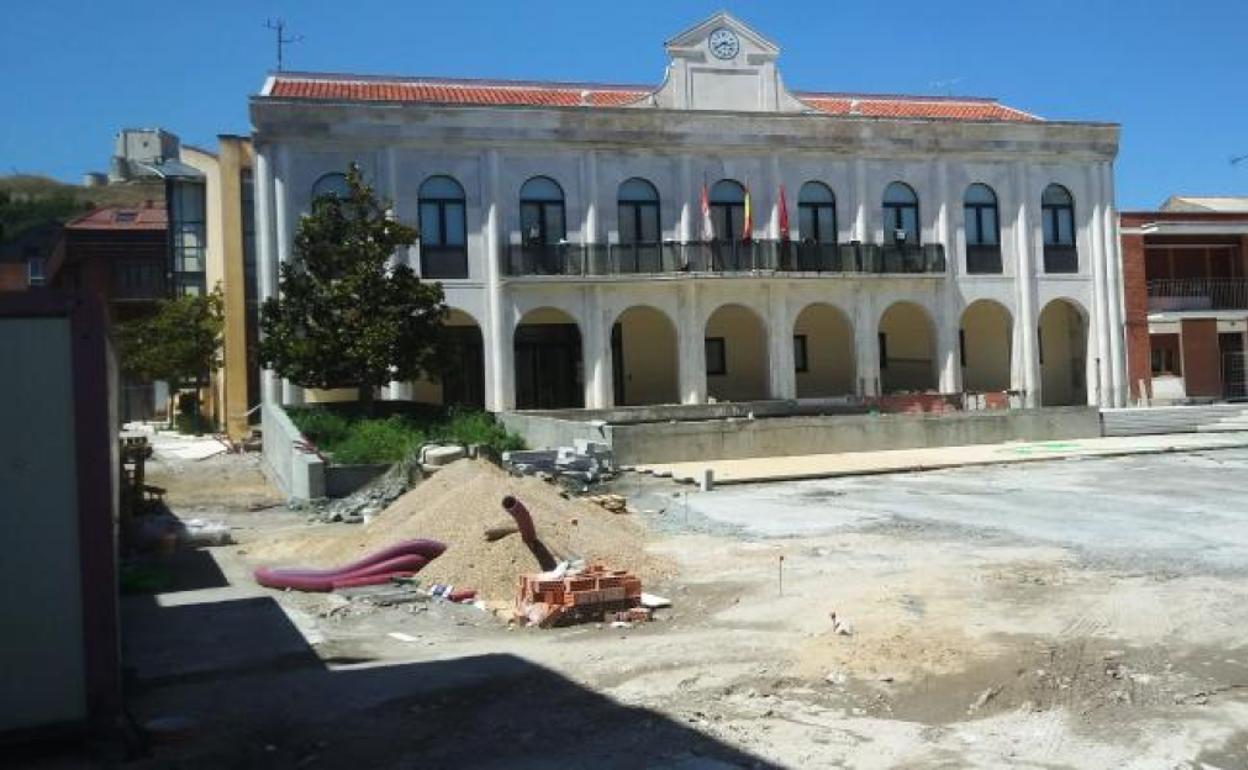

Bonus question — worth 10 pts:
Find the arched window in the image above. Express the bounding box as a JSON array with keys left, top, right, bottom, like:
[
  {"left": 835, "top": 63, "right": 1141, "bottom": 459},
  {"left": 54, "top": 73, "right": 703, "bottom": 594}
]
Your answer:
[
  {"left": 418, "top": 175, "right": 467, "bottom": 279},
  {"left": 617, "top": 178, "right": 661, "bottom": 272},
  {"left": 798, "top": 182, "right": 836, "bottom": 243},
  {"left": 311, "top": 172, "right": 349, "bottom": 201},
  {"left": 882, "top": 182, "right": 920, "bottom": 245},
  {"left": 1042, "top": 184, "right": 1077, "bottom": 273},
  {"left": 709, "top": 180, "right": 746, "bottom": 242},
  {"left": 519, "top": 176, "right": 566, "bottom": 245},
  {"left": 964, "top": 183, "right": 1001, "bottom": 274},
  {"left": 617, "top": 178, "right": 660, "bottom": 244}
]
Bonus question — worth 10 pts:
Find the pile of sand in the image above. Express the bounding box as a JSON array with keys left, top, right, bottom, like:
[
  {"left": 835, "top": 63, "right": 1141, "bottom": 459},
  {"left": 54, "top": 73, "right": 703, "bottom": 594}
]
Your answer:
[{"left": 248, "top": 459, "right": 671, "bottom": 602}]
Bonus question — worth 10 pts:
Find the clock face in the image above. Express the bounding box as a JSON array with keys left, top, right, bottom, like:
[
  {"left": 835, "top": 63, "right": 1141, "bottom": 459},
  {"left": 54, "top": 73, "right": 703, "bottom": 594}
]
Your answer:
[{"left": 708, "top": 28, "right": 739, "bottom": 60}]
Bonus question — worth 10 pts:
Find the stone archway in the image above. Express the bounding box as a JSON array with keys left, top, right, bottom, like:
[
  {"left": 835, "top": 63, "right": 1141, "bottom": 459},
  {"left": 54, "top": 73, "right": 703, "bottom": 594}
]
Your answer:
[
  {"left": 793, "top": 303, "right": 856, "bottom": 397},
  {"left": 704, "top": 304, "right": 769, "bottom": 401},
  {"left": 611, "top": 305, "right": 679, "bottom": 406},
  {"left": 1039, "top": 299, "right": 1088, "bottom": 406},
  {"left": 514, "top": 307, "right": 583, "bottom": 409},
  {"left": 960, "top": 300, "right": 1013, "bottom": 393},
  {"left": 879, "top": 301, "right": 936, "bottom": 393}
]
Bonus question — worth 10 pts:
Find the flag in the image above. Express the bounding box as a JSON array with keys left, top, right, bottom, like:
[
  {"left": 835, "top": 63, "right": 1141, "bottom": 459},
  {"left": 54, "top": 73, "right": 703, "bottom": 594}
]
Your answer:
[
  {"left": 742, "top": 185, "right": 753, "bottom": 242},
  {"left": 700, "top": 182, "right": 714, "bottom": 241},
  {"left": 778, "top": 184, "right": 790, "bottom": 241}
]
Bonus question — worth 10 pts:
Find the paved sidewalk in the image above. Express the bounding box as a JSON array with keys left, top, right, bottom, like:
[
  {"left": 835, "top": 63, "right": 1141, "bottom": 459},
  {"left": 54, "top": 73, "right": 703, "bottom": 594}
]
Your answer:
[{"left": 637, "top": 431, "right": 1248, "bottom": 485}]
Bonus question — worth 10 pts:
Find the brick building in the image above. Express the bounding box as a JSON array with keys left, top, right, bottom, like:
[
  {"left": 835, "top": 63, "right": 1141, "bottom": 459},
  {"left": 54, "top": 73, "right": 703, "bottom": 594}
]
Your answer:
[{"left": 1121, "top": 197, "right": 1248, "bottom": 403}]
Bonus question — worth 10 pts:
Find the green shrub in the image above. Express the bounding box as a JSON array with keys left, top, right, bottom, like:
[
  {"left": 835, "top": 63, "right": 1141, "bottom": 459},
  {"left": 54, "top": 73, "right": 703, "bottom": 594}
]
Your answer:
[
  {"left": 328, "top": 415, "right": 424, "bottom": 465},
  {"left": 288, "top": 408, "right": 353, "bottom": 448},
  {"left": 288, "top": 406, "right": 524, "bottom": 465}
]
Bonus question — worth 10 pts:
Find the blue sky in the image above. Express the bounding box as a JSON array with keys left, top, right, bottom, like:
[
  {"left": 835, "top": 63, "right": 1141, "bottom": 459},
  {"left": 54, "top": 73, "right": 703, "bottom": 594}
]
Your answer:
[{"left": 2, "top": 0, "right": 1245, "bottom": 209}]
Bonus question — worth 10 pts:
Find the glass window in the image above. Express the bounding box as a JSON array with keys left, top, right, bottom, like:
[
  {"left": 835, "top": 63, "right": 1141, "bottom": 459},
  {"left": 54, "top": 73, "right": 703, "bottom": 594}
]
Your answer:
[
  {"left": 1042, "top": 185, "right": 1075, "bottom": 246},
  {"left": 312, "top": 172, "right": 350, "bottom": 200},
  {"left": 798, "top": 182, "right": 836, "bottom": 243},
  {"left": 709, "top": 180, "right": 745, "bottom": 241},
  {"left": 883, "top": 182, "right": 919, "bottom": 244},
  {"left": 793, "top": 335, "right": 809, "bottom": 373},
  {"left": 705, "top": 337, "right": 727, "bottom": 375},
  {"left": 618, "top": 177, "right": 661, "bottom": 245},
  {"left": 963, "top": 183, "right": 999, "bottom": 246},
  {"left": 418, "top": 175, "right": 468, "bottom": 279},
  {"left": 519, "top": 176, "right": 566, "bottom": 244},
  {"left": 27, "top": 257, "right": 46, "bottom": 286}
]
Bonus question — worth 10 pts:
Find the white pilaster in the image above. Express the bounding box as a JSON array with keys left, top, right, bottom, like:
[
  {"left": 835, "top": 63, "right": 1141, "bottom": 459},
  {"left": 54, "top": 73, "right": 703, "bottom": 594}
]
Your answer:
[
  {"left": 935, "top": 161, "right": 962, "bottom": 394},
  {"left": 853, "top": 158, "right": 868, "bottom": 242},
  {"left": 1101, "top": 162, "right": 1127, "bottom": 407},
  {"left": 1013, "top": 163, "right": 1040, "bottom": 407},
  {"left": 483, "top": 149, "right": 513, "bottom": 411},
  {"left": 273, "top": 146, "right": 303, "bottom": 406},
  {"left": 767, "top": 155, "right": 781, "bottom": 239},
  {"left": 254, "top": 145, "right": 281, "bottom": 407},
  {"left": 1088, "top": 165, "right": 1112, "bottom": 408},
  {"left": 679, "top": 155, "right": 693, "bottom": 242}
]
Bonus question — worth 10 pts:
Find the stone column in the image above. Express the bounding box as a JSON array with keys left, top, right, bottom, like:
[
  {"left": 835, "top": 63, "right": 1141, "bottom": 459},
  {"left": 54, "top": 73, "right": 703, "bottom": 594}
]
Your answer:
[
  {"left": 855, "top": 295, "right": 880, "bottom": 397},
  {"left": 677, "top": 283, "right": 706, "bottom": 404},
  {"left": 585, "top": 286, "right": 613, "bottom": 409},
  {"left": 1102, "top": 162, "right": 1127, "bottom": 407},
  {"left": 483, "top": 149, "right": 513, "bottom": 411},
  {"left": 1013, "top": 163, "right": 1040, "bottom": 407},
  {"left": 273, "top": 146, "right": 304, "bottom": 406},
  {"left": 766, "top": 284, "right": 795, "bottom": 399},
  {"left": 1088, "top": 165, "right": 1112, "bottom": 408}
]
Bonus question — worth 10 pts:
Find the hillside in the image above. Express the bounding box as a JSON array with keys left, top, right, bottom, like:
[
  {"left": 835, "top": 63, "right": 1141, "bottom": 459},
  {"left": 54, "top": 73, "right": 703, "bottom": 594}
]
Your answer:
[{"left": 0, "top": 174, "right": 164, "bottom": 243}]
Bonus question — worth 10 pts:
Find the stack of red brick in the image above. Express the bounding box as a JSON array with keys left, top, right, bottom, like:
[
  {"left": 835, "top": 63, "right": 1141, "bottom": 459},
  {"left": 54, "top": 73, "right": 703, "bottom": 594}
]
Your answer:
[{"left": 516, "top": 565, "right": 644, "bottom": 628}]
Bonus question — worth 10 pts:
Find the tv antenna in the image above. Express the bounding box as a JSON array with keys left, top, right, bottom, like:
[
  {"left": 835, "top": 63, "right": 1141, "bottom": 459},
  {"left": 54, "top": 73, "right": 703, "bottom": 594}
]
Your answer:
[{"left": 264, "top": 18, "right": 303, "bottom": 71}]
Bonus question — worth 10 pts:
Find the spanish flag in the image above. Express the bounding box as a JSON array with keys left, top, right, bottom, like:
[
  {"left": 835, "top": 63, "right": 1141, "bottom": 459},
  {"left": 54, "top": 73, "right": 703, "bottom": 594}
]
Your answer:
[{"left": 742, "top": 185, "right": 753, "bottom": 242}]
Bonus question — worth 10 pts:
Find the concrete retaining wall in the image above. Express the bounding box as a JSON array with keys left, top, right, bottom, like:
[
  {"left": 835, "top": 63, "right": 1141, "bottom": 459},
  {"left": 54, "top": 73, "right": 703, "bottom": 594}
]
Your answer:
[
  {"left": 502, "top": 405, "right": 1101, "bottom": 465},
  {"left": 611, "top": 407, "right": 1101, "bottom": 464},
  {"left": 261, "top": 403, "right": 325, "bottom": 501}
]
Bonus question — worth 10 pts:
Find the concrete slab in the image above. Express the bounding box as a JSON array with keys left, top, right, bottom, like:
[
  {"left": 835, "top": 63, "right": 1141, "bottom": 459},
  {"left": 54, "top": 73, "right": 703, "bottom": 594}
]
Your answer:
[
  {"left": 682, "top": 447, "right": 1248, "bottom": 574},
  {"left": 638, "top": 431, "right": 1248, "bottom": 484}
]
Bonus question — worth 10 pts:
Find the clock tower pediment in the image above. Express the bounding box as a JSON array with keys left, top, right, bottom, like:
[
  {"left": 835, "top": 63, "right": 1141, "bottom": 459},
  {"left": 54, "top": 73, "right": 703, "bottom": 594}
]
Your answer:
[{"left": 648, "top": 12, "right": 807, "bottom": 113}]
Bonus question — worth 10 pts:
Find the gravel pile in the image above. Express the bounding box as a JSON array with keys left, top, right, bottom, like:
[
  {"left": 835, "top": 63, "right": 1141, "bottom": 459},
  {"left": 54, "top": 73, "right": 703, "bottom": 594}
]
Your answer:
[{"left": 249, "top": 459, "right": 671, "bottom": 602}]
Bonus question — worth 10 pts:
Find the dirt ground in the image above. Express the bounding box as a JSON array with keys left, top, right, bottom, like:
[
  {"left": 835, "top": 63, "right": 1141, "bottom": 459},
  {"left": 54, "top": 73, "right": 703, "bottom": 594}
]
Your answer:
[{"left": 97, "top": 446, "right": 1248, "bottom": 768}]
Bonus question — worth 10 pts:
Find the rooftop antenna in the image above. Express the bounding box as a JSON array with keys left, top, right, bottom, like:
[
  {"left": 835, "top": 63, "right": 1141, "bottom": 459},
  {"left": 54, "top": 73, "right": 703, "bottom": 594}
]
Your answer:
[
  {"left": 264, "top": 18, "right": 303, "bottom": 71},
  {"left": 929, "top": 77, "right": 963, "bottom": 97}
]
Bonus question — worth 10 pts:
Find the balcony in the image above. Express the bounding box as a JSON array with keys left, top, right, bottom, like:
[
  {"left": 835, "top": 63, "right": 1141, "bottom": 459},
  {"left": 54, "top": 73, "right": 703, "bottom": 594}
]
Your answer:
[
  {"left": 1043, "top": 244, "right": 1078, "bottom": 274},
  {"left": 1147, "top": 277, "right": 1248, "bottom": 312},
  {"left": 504, "top": 240, "right": 946, "bottom": 277}
]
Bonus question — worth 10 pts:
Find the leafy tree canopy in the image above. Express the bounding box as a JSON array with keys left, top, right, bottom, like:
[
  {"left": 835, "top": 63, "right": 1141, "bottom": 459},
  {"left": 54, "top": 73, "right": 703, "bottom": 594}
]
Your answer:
[
  {"left": 116, "top": 287, "right": 225, "bottom": 386},
  {"left": 258, "top": 164, "right": 447, "bottom": 405}
]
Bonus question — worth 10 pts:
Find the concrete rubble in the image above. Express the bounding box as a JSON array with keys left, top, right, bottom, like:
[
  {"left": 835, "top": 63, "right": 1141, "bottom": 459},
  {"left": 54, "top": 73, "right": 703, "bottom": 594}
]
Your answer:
[
  {"left": 309, "top": 444, "right": 472, "bottom": 524},
  {"left": 502, "top": 440, "right": 616, "bottom": 492}
]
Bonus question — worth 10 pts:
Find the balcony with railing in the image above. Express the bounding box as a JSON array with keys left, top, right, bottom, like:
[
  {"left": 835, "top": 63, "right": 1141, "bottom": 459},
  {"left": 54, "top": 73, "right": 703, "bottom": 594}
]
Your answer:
[
  {"left": 503, "top": 240, "right": 946, "bottom": 278},
  {"left": 1147, "top": 277, "right": 1248, "bottom": 312}
]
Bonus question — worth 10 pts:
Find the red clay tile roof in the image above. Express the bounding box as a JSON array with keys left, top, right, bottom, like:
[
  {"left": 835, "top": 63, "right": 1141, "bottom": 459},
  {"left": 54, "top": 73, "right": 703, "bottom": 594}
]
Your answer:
[
  {"left": 65, "top": 204, "right": 167, "bottom": 231},
  {"left": 264, "top": 74, "right": 1042, "bottom": 122},
  {"left": 794, "top": 92, "right": 1039, "bottom": 122}
]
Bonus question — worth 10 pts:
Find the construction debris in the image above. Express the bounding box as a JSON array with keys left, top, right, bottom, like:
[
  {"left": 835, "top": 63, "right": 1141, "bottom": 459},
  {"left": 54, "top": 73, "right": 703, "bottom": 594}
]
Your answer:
[
  {"left": 503, "top": 440, "right": 616, "bottom": 490},
  {"left": 585, "top": 494, "right": 629, "bottom": 513},
  {"left": 515, "top": 563, "right": 646, "bottom": 628}
]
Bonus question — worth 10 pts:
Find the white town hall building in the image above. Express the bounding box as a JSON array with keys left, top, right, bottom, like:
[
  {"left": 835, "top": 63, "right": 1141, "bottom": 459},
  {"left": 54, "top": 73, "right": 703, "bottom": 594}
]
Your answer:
[{"left": 250, "top": 12, "right": 1127, "bottom": 415}]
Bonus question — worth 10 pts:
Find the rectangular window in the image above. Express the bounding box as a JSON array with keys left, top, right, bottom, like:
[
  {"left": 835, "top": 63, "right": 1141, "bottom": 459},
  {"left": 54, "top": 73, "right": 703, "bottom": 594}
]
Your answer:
[
  {"left": 705, "top": 337, "right": 727, "bottom": 376},
  {"left": 27, "top": 257, "right": 46, "bottom": 286},
  {"left": 794, "top": 335, "right": 808, "bottom": 373},
  {"left": 878, "top": 332, "right": 888, "bottom": 369}
]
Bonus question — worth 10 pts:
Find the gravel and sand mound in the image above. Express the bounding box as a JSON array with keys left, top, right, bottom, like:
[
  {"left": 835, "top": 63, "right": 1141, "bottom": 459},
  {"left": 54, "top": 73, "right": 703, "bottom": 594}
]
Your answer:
[{"left": 248, "top": 459, "right": 671, "bottom": 602}]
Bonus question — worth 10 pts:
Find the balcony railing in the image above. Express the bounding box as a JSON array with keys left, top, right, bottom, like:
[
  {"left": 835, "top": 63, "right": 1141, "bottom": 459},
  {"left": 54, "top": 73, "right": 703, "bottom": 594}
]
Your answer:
[
  {"left": 966, "top": 244, "right": 1003, "bottom": 275},
  {"left": 1148, "top": 277, "right": 1248, "bottom": 312},
  {"left": 1043, "top": 244, "right": 1078, "bottom": 274},
  {"left": 504, "top": 240, "right": 946, "bottom": 277}
]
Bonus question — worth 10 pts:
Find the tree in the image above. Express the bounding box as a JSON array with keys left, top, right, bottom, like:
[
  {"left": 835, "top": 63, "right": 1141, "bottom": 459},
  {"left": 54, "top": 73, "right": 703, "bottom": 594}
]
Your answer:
[
  {"left": 258, "top": 164, "right": 447, "bottom": 410},
  {"left": 116, "top": 288, "right": 225, "bottom": 425}
]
